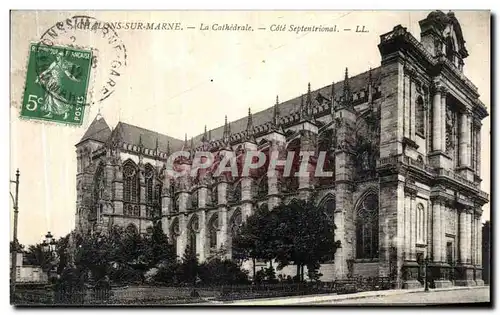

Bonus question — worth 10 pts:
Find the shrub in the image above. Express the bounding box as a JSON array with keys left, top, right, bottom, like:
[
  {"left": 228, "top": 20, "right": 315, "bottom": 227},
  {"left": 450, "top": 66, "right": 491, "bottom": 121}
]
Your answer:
[{"left": 198, "top": 258, "right": 250, "bottom": 285}]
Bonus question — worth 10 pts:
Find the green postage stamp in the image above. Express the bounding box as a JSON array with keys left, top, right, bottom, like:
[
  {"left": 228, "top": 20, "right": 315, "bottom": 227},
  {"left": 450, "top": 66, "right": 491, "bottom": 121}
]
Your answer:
[{"left": 21, "top": 43, "right": 93, "bottom": 125}]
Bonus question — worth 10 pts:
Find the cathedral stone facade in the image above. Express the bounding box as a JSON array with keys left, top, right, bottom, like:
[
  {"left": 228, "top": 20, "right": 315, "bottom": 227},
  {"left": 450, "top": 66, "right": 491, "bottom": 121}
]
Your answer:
[{"left": 75, "top": 11, "right": 488, "bottom": 288}]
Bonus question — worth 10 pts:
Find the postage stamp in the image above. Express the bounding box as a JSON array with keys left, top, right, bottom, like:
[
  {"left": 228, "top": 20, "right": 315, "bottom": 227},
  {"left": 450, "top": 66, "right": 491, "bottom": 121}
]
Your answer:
[{"left": 21, "top": 43, "right": 93, "bottom": 125}]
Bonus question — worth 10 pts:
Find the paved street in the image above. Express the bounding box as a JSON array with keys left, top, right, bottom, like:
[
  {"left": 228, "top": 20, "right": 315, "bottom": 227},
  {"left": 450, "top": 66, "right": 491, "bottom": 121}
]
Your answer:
[{"left": 312, "top": 287, "right": 490, "bottom": 305}]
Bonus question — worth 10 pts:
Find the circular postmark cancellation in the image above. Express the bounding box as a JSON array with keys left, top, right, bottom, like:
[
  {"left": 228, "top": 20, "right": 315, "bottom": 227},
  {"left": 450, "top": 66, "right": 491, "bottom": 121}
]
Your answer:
[{"left": 22, "top": 15, "right": 127, "bottom": 125}]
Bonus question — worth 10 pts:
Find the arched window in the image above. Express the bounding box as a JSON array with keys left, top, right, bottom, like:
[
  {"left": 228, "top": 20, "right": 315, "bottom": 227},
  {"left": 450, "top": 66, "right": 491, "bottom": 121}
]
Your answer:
[
  {"left": 188, "top": 215, "right": 199, "bottom": 256},
  {"left": 230, "top": 209, "right": 243, "bottom": 238},
  {"left": 123, "top": 161, "right": 140, "bottom": 204},
  {"left": 170, "top": 218, "right": 180, "bottom": 255},
  {"left": 145, "top": 164, "right": 155, "bottom": 205},
  {"left": 356, "top": 192, "right": 379, "bottom": 260},
  {"left": 319, "top": 196, "right": 336, "bottom": 224},
  {"left": 93, "top": 163, "right": 105, "bottom": 221},
  {"left": 209, "top": 213, "right": 219, "bottom": 249},
  {"left": 416, "top": 203, "right": 425, "bottom": 243},
  {"left": 416, "top": 96, "right": 425, "bottom": 136}
]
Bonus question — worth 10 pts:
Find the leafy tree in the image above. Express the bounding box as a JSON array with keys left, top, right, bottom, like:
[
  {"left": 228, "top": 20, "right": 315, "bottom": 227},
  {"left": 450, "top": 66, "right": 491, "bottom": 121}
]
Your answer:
[
  {"left": 178, "top": 246, "right": 199, "bottom": 285},
  {"left": 233, "top": 198, "right": 340, "bottom": 282},
  {"left": 142, "top": 222, "right": 176, "bottom": 268},
  {"left": 10, "top": 241, "right": 24, "bottom": 253},
  {"left": 272, "top": 199, "right": 340, "bottom": 281},
  {"left": 232, "top": 205, "right": 279, "bottom": 279}
]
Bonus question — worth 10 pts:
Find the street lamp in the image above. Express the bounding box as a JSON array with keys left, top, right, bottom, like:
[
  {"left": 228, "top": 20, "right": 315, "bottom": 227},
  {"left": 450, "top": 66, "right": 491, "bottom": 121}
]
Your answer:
[
  {"left": 43, "top": 232, "right": 57, "bottom": 280},
  {"left": 10, "top": 169, "right": 20, "bottom": 303}
]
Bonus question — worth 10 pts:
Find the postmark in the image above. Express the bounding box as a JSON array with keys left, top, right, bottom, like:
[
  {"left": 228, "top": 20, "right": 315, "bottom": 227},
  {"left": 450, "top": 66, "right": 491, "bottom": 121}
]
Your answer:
[{"left": 21, "top": 43, "right": 92, "bottom": 125}]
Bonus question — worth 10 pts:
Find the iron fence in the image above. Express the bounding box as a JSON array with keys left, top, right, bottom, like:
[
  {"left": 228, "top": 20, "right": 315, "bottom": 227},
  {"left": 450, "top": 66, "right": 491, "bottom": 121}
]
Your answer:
[{"left": 13, "top": 276, "right": 392, "bottom": 305}]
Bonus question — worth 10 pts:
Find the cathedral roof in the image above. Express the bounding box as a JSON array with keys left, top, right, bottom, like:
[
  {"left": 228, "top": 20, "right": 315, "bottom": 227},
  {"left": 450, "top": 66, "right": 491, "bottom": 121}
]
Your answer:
[
  {"left": 79, "top": 67, "right": 381, "bottom": 152},
  {"left": 114, "top": 121, "right": 184, "bottom": 152},
  {"left": 191, "top": 66, "right": 381, "bottom": 145},
  {"left": 77, "top": 115, "right": 112, "bottom": 145}
]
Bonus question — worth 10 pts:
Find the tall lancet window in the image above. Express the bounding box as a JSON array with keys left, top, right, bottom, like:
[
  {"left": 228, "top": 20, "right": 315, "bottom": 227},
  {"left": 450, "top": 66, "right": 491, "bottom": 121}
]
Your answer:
[
  {"left": 123, "top": 160, "right": 140, "bottom": 216},
  {"left": 145, "top": 164, "right": 155, "bottom": 205},
  {"left": 356, "top": 192, "right": 379, "bottom": 260},
  {"left": 93, "top": 163, "right": 105, "bottom": 221}
]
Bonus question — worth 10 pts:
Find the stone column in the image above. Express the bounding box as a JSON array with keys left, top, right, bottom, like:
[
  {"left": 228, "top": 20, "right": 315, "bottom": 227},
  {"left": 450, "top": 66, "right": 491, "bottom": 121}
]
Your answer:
[
  {"left": 198, "top": 186, "right": 207, "bottom": 209},
  {"left": 466, "top": 211, "right": 472, "bottom": 264},
  {"left": 241, "top": 177, "right": 254, "bottom": 220},
  {"left": 333, "top": 209, "right": 345, "bottom": 279},
  {"left": 404, "top": 193, "right": 411, "bottom": 261},
  {"left": 440, "top": 203, "right": 447, "bottom": 264},
  {"left": 198, "top": 211, "right": 207, "bottom": 262},
  {"left": 409, "top": 75, "right": 416, "bottom": 141},
  {"left": 459, "top": 112, "right": 469, "bottom": 167},
  {"left": 403, "top": 67, "right": 410, "bottom": 139},
  {"left": 410, "top": 195, "right": 417, "bottom": 261},
  {"left": 219, "top": 207, "right": 228, "bottom": 255},
  {"left": 432, "top": 200, "right": 442, "bottom": 262},
  {"left": 440, "top": 87, "right": 447, "bottom": 152},
  {"left": 471, "top": 213, "right": 476, "bottom": 266},
  {"left": 178, "top": 214, "right": 188, "bottom": 257},
  {"left": 466, "top": 113, "right": 473, "bottom": 169},
  {"left": 476, "top": 215, "right": 481, "bottom": 265},
  {"left": 476, "top": 124, "right": 481, "bottom": 176},
  {"left": 432, "top": 85, "right": 442, "bottom": 151},
  {"left": 477, "top": 216, "right": 482, "bottom": 266},
  {"left": 459, "top": 209, "right": 467, "bottom": 263}
]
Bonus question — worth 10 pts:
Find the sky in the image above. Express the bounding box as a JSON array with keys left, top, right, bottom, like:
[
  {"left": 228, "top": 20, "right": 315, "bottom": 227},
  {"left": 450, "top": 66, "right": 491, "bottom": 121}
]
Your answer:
[{"left": 9, "top": 10, "right": 490, "bottom": 246}]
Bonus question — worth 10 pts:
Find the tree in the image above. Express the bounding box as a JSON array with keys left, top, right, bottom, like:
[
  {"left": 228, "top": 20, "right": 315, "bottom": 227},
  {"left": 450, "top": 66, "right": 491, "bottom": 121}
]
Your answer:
[
  {"left": 272, "top": 199, "right": 340, "bottom": 281},
  {"left": 234, "top": 199, "right": 340, "bottom": 282},
  {"left": 232, "top": 205, "right": 279, "bottom": 279},
  {"left": 178, "top": 245, "right": 199, "bottom": 285},
  {"left": 198, "top": 258, "right": 249, "bottom": 285},
  {"left": 142, "top": 222, "right": 176, "bottom": 268}
]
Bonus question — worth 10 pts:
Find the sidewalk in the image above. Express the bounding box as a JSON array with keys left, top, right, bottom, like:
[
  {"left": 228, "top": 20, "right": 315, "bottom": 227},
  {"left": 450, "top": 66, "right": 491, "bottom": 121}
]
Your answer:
[{"left": 202, "top": 286, "right": 489, "bottom": 305}]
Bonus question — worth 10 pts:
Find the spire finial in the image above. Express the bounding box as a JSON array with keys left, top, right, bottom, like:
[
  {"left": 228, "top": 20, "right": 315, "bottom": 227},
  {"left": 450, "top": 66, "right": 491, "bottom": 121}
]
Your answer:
[
  {"left": 273, "top": 95, "right": 280, "bottom": 127},
  {"left": 139, "top": 134, "right": 143, "bottom": 147},
  {"left": 155, "top": 136, "right": 159, "bottom": 151},
  {"left": 184, "top": 133, "right": 188, "bottom": 147},
  {"left": 202, "top": 125, "right": 208, "bottom": 142},
  {"left": 223, "top": 115, "right": 231, "bottom": 143},
  {"left": 343, "top": 67, "right": 351, "bottom": 106},
  {"left": 306, "top": 82, "right": 312, "bottom": 106},
  {"left": 167, "top": 141, "right": 171, "bottom": 155},
  {"left": 368, "top": 67, "right": 373, "bottom": 104},
  {"left": 246, "top": 107, "right": 253, "bottom": 132}
]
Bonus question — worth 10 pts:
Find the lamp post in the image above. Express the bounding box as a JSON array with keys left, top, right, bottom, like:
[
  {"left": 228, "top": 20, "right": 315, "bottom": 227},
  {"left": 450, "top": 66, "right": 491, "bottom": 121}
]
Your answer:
[
  {"left": 10, "top": 169, "right": 20, "bottom": 302},
  {"left": 43, "top": 231, "right": 57, "bottom": 280}
]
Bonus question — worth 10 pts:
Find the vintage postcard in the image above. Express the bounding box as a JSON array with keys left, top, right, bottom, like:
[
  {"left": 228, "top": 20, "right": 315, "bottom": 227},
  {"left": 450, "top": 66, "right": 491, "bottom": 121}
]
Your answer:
[{"left": 9, "top": 10, "right": 491, "bottom": 306}]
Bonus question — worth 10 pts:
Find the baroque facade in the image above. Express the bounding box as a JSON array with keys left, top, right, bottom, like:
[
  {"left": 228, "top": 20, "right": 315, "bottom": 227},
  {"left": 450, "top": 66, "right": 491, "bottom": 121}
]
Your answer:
[{"left": 75, "top": 11, "right": 489, "bottom": 288}]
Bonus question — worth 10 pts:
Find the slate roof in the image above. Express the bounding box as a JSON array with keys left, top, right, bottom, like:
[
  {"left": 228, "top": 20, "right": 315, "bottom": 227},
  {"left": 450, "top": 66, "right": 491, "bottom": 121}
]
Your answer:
[
  {"left": 114, "top": 122, "right": 185, "bottom": 152},
  {"left": 191, "top": 66, "right": 381, "bottom": 145},
  {"left": 77, "top": 115, "right": 112, "bottom": 145},
  {"left": 78, "top": 67, "right": 380, "bottom": 152}
]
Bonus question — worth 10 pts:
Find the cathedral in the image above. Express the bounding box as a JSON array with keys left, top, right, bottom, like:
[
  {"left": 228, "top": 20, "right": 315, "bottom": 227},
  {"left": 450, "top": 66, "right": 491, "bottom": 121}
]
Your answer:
[{"left": 75, "top": 11, "right": 489, "bottom": 288}]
